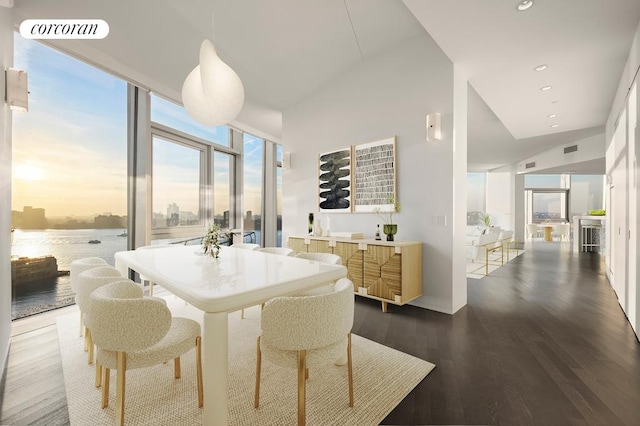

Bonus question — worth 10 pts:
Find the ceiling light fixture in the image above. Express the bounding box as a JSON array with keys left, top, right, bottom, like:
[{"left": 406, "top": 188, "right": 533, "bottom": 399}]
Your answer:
[
  {"left": 182, "top": 14, "right": 244, "bottom": 126},
  {"left": 548, "top": 114, "right": 557, "bottom": 118},
  {"left": 534, "top": 64, "right": 548, "bottom": 72},
  {"left": 540, "top": 85, "right": 552, "bottom": 91},
  {"left": 551, "top": 124, "right": 559, "bottom": 128},
  {"left": 517, "top": 0, "right": 534, "bottom": 11}
]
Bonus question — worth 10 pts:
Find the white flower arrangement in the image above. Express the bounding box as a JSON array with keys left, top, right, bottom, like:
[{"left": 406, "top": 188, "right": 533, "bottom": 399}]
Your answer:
[{"left": 202, "top": 223, "right": 222, "bottom": 258}]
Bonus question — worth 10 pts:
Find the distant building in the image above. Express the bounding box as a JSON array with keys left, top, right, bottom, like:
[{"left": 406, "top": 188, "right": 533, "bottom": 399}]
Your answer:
[
  {"left": 12, "top": 206, "right": 47, "bottom": 229},
  {"left": 167, "top": 203, "right": 179, "bottom": 226},
  {"left": 94, "top": 214, "right": 126, "bottom": 228}
]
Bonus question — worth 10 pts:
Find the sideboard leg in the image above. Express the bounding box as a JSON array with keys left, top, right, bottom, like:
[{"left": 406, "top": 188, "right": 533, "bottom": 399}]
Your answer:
[{"left": 381, "top": 301, "right": 388, "bottom": 313}]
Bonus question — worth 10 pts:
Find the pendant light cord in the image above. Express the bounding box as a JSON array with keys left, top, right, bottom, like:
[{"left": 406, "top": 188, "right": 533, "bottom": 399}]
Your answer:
[{"left": 343, "top": 0, "right": 364, "bottom": 60}]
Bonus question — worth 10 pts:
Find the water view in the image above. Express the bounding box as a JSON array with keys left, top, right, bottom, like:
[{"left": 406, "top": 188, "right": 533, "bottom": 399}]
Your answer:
[{"left": 11, "top": 228, "right": 127, "bottom": 320}]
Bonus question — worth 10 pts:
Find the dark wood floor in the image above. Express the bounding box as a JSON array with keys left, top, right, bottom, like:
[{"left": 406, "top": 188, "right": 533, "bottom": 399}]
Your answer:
[
  {"left": 2, "top": 242, "right": 639, "bottom": 425},
  {"left": 355, "top": 242, "right": 640, "bottom": 425}
]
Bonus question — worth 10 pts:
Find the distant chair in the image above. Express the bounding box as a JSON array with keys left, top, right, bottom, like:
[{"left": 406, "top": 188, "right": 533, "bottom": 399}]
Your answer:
[
  {"left": 498, "top": 230, "right": 516, "bottom": 260},
  {"left": 527, "top": 224, "right": 542, "bottom": 240},
  {"left": 295, "top": 252, "right": 342, "bottom": 265},
  {"left": 232, "top": 243, "right": 260, "bottom": 250},
  {"left": 554, "top": 223, "right": 571, "bottom": 242},
  {"left": 256, "top": 247, "right": 294, "bottom": 256},
  {"left": 294, "top": 252, "right": 343, "bottom": 296}
]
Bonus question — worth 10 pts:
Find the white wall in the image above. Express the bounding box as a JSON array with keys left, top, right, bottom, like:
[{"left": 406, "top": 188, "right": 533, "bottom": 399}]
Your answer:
[
  {"left": 486, "top": 171, "right": 515, "bottom": 230},
  {"left": 0, "top": 6, "right": 14, "bottom": 375},
  {"left": 605, "top": 19, "right": 640, "bottom": 336},
  {"left": 515, "top": 132, "right": 605, "bottom": 174},
  {"left": 282, "top": 34, "right": 467, "bottom": 314}
]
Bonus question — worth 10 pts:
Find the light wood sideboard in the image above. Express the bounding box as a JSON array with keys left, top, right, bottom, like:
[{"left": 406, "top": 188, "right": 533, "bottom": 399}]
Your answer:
[{"left": 288, "top": 236, "right": 423, "bottom": 312}]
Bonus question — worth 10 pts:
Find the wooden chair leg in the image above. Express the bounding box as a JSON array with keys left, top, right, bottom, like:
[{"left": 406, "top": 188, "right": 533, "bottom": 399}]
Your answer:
[
  {"left": 95, "top": 361, "right": 102, "bottom": 388},
  {"left": 254, "top": 336, "right": 261, "bottom": 408},
  {"left": 116, "top": 352, "right": 126, "bottom": 426},
  {"left": 348, "top": 333, "right": 354, "bottom": 407},
  {"left": 241, "top": 309, "right": 245, "bottom": 319},
  {"left": 84, "top": 326, "right": 89, "bottom": 352},
  {"left": 87, "top": 329, "right": 94, "bottom": 365},
  {"left": 196, "top": 336, "right": 203, "bottom": 408},
  {"left": 297, "top": 350, "right": 307, "bottom": 426},
  {"left": 149, "top": 280, "right": 154, "bottom": 297},
  {"left": 102, "top": 368, "right": 110, "bottom": 408},
  {"left": 79, "top": 311, "right": 84, "bottom": 338},
  {"left": 174, "top": 357, "right": 181, "bottom": 379}
]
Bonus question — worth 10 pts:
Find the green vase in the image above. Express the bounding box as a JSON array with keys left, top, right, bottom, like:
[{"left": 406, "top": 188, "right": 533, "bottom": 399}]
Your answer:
[{"left": 383, "top": 224, "right": 397, "bottom": 241}]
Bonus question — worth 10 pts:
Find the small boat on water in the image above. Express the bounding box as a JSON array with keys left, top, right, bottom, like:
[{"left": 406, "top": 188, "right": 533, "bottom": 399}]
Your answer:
[
  {"left": 118, "top": 232, "right": 128, "bottom": 237},
  {"left": 88, "top": 240, "right": 101, "bottom": 244}
]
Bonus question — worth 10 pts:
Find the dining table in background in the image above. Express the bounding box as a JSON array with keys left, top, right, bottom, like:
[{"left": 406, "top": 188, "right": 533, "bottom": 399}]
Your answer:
[{"left": 115, "top": 244, "right": 347, "bottom": 426}]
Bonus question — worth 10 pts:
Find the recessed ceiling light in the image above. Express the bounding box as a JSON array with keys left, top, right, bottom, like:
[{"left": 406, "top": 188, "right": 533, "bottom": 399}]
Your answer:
[
  {"left": 540, "top": 85, "right": 552, "bottom": 91},
  {"left": 551, "top": 124, "right": 559, "bottom": 128},
  {"left": 517, "top": 0, "right": 534, "bottom": 11},
  {"left": 548, "top": 114, "right": 557, "bottom": 118},
  {"left": 534, "top": 64, "right": 548, "bottom": 72}
]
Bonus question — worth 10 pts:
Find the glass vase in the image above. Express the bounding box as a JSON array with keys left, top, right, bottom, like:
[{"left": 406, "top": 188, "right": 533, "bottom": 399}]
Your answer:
[{"left": 383, "top": 224, "right": 397, "bottom": 241}]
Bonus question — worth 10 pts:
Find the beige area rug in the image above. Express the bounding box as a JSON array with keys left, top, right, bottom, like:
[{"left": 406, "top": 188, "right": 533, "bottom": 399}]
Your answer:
[
  {"left": 466, "top": 248, "right": 525, "bottom": 279},
  {"left": 58, "top": 295, "right": 435, "bottom": 425}
]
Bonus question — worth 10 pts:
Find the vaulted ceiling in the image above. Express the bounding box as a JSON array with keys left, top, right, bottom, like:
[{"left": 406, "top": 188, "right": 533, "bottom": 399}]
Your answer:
[{"left": 12, "top": 0, "right": 640, "bottom": 172}]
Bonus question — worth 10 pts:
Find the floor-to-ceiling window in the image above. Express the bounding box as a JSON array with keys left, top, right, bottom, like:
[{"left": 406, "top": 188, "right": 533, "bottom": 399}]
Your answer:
[
  {"left": 243, "top": 133, "right": 263, "bottom": 244},
  {"left": 10, "top": 36, "right": 127, "bottom": 319},
  {"left": 525, "top": 174, "right": 570, "bottom": 224}
]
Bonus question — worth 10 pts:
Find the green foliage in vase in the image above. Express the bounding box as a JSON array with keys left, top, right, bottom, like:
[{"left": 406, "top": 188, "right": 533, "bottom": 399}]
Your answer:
[
  {"left": 588, "top": 209, "right": 606, "bottom": 216},
  {"left": 373, "top": 197, "right": 401, "bottom": 225},
  {"left": 479, "top": 213, "right": 492, "bottom": 227},
  {"left": 203, "top": 223, "right": 222, "bottom": 258}
]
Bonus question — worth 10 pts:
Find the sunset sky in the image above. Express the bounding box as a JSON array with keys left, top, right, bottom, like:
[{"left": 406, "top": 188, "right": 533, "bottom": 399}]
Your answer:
[{"left": 12, "top": 35, "right": 265, "bottom": 221}]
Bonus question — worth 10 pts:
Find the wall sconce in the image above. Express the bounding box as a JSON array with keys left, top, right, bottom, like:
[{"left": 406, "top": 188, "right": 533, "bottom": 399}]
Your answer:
[
  {"left": 282, "top": 151, "right": 291, "bottom": 169},
  {"left": 426, "top": 112, "right": 441, "bottom": 142},
  {"left": 5, "top": 68, "right": 28, "bottom": 112}
]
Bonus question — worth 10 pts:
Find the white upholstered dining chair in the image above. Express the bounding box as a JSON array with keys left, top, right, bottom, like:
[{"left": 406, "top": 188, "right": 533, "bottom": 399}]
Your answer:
[
  {"left": 553, "top": 223, "right": 571, "bottom": 242},
  {"left": 527, "top": 223, "right": 543, "bottom": 240},
  {"left": 232, "top": 243, "right": 260, "bottom": 250},
  {"left": 294, "top": 252, "right": 343, "bottom": 296},
  {"left": 89, "top": 280, "right": 203, "bottom": 426},
  {"left": 256, "top": 247, "right": 294, "bottom": 256},
  {"left": 70, "top": 257, "right": 108, "bottom": 337},
  {"left": 76, "top": 265, "right": 126, "bottom": 366},
  {"left": 254, "top": 278, "right": 355, "bottom": 426},
  {"left": 294, "top": 252, "right": 342, "bottom": 265}
]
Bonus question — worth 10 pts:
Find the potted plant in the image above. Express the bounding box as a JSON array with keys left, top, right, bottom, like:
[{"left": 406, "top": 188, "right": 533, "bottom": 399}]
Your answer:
[
  {"left": 479, "top": 212, "right": 492, "bottom": 228},
  {"left": 202, "top": 223, "right": 222, "bottom": 258},
  {"left": 374, "top": 197, "right": 401, "bottom": 241}
]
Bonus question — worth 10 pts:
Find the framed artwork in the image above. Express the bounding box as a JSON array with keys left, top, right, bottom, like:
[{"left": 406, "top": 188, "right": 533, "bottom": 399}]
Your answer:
[
  {"left": 318, "top": 148, "right": 352, "bottom": 212},
  {"left": 353, "top": 137, "right": 397, "bottom": 212}
]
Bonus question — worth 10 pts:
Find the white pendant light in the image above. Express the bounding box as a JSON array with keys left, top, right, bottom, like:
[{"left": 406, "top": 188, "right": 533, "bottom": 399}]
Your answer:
[{"left": 182, "top": 39, "right": 244, "bottom": 126}]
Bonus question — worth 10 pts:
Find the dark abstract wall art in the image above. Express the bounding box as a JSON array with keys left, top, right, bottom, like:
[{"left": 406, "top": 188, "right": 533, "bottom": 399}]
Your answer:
[
  {"left": 318, "top": 148, "right": 352, "bottom": 211},
  {"left": 353, "top": 137, "right": 396, "bottom": 212}
]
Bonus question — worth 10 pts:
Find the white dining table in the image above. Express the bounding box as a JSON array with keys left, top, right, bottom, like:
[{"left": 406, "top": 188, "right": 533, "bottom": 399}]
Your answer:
[{"left": 114, "top": 244, "right": 347, "bottom": 425}]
